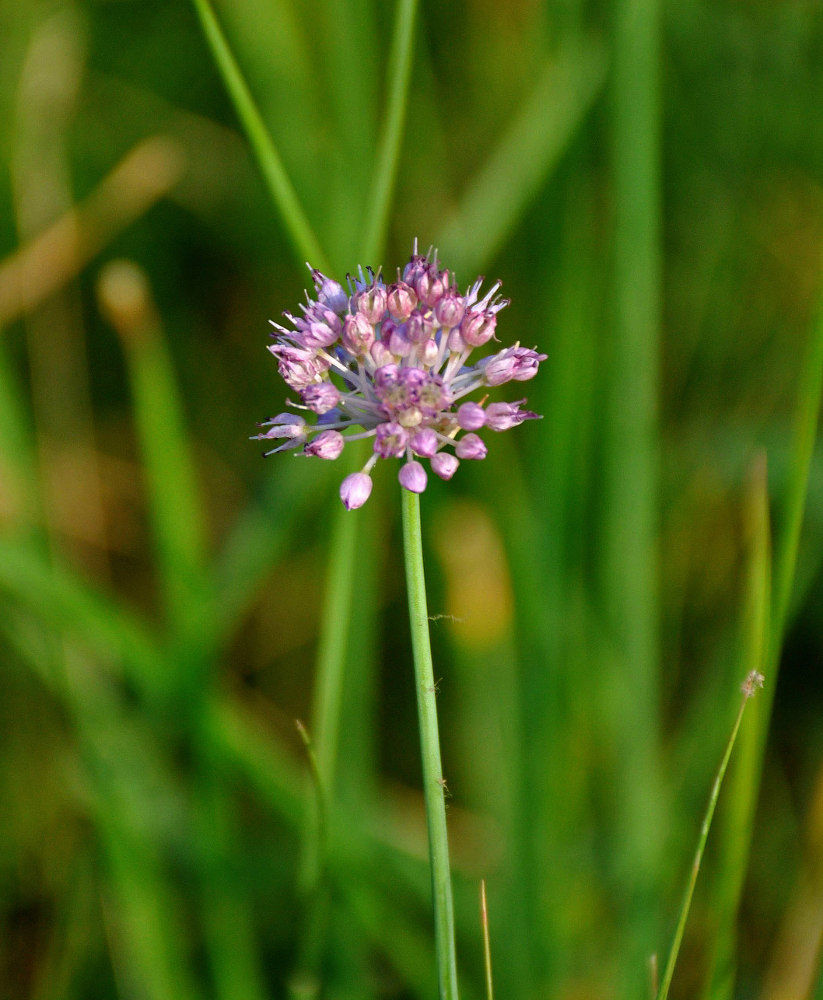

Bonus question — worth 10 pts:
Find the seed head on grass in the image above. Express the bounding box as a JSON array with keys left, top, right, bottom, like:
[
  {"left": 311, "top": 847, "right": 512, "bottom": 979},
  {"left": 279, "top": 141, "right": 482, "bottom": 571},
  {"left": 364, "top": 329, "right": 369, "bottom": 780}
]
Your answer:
[
  {"left": 741, "top": 670, "right": 765, "bottom": 698},
  {"left": 254, "top": 242, "right": 546, "bottom": 508}
]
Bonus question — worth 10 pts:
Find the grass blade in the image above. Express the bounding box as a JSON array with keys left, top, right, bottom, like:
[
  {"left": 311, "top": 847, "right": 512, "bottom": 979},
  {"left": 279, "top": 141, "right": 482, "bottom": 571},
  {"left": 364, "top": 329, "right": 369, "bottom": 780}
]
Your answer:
[
  {"left": 771, "top": 278, "right": 823, "bottom": 659},
  {"left": 98, "top": 260, "right": 211, "bottom": 655},
  {"left": 702, "top": 266, "right": 823, "bottom": 999},
  {"left": 604, "top": 0, "right": 663, "bottom": 988},
  {"left": 359, "top": 0, "right": 419, "bottom": 263},
  {"left": 435, "top": 41, "right": 606, "bottom": 279},
  {"left": 190, "top": 0, "right": 331, "bottom": 272},
  {"left": 0, "top": 536, "right": 167, "bottom": 698}
]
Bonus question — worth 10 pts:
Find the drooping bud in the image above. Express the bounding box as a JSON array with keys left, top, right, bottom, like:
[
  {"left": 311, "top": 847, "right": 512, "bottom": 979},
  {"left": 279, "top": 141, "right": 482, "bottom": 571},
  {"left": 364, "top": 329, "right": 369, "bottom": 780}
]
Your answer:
[
  {"left": 398, "top": 460, "right": 427, "bottom": 493},
  {"left": 410, "top": 428, "right": 438, "bottom": 457},
  {"left": 340, "top": 472, "right": 373, "bottom": 509},
  {"left": 431, "top": 453, "right": 459, "bottom": 480}
]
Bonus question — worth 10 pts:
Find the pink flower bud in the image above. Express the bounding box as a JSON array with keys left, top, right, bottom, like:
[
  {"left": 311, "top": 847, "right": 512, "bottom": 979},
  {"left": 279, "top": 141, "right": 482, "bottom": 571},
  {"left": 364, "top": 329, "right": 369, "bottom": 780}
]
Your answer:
[
  {"left": 420, "top": 338, "right": 439, "bottom": 366},
  {"left": 484, "top": 400, "right": 539, "bottom": 430},
  {"left": 388, "top": 325, "right": 412, "bottom": 357},
  {"left": 374, "top": 421, "right": 409, "bottom": 458},
  {"left": 415, "top": 266, "right": 446, "bottom": 308},
  {"left": 342, "top": 312, "right": 375, "bottom": 355},
  {"left": 447, "top": 328, "right": 466, "bottom": 352},
  {"left": 300, "top": 382, "right": 340, "bottom": 414},
  {"left": 340, "top": 472, "right": 373, "bottom": 509},
  {"left": 254, "top": 414, "right": 306, "bottom": 439},
  {"left": 310, "top": 268, "right": 349, "bottom": 313},
  {"left": 305, "top": 430, "right": 344, "bottom": 459},
  {"left": 434, "top": 288, "right": 466, "bottom": 329},
  {"left": 431, "top": 453, "right": 459, "bottom": 480},
  {"left": 387, "top": 281, "right": 417, "bottom": 320},
  {"left": 355, "top": 283, "right": 387, "bottom": 324},
  {"left": 406, "top": 311, "right": 433, "bottom": 344},
  {"left": 369, "top": 340, "right": 394, "bottom": 368},
  {"left": 457, "top": 402, "right": 486, "bottom": 430},
  {"left": 410, "top": 428, "right": 438, "bottom": 457},
  {"left": 455, "top": 433, "right": 487, "bottom": 460},
  {"left": 399, "top": 460, "right": 427, "bottom": 493},
  {"left": 460, "top": 309, "right": 496, "bottom": 347}
]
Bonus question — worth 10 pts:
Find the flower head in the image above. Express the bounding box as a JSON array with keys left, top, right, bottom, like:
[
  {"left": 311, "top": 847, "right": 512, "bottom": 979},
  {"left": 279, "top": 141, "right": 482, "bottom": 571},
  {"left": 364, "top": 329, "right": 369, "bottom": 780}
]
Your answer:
[{"left": 253, "top": 242, "right": 546, "bottom": 507}]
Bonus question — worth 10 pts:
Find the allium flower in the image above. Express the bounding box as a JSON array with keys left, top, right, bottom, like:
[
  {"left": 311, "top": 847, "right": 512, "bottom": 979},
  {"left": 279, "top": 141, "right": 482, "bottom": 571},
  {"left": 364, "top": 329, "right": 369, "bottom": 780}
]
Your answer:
[{"left": 253, "top": 242, "right": 546, "bottom": 508}]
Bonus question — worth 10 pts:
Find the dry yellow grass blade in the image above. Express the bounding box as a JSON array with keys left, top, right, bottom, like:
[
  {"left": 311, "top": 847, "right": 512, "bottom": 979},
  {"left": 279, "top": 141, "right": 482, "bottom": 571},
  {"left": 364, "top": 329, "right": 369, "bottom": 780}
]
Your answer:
[{"left": 0, "top": 135, "right": 185, "bottom": 329}]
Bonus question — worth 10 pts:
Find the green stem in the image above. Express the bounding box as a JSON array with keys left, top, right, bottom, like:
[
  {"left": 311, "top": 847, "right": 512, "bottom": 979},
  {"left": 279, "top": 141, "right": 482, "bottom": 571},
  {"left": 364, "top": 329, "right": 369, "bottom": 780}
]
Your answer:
[
  {"left": 401, "top": 489, "right": 459, "bottom": 1000},
  {"left": 656, "top": 672, "right": 764, "bottom": 1000}
]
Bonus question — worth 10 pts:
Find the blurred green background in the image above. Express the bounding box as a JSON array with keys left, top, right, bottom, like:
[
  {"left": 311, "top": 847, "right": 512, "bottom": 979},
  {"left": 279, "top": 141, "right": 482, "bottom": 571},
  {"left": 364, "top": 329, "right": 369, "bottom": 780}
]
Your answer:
[{"left": 2, "top": 1, "right": 823, "bottom": 998}]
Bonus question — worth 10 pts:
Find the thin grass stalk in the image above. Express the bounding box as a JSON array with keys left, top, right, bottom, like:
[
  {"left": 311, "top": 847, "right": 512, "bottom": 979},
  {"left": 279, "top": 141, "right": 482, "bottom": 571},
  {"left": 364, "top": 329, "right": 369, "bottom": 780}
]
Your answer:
[
  {"left": 480, "top": 881, "right": 494, "bottom": 1000},
  {"left": 359, "top": 0, "right": 418, "bottom": 263},
  {"left": 401, "top": 489, "right": 459, "bottom": 1000},
  {"left": 656, "top": 671, "right": 764, "bottom": 1000},
  {"left": 190, "top": 0, "right": 330, "bottom": 272}
]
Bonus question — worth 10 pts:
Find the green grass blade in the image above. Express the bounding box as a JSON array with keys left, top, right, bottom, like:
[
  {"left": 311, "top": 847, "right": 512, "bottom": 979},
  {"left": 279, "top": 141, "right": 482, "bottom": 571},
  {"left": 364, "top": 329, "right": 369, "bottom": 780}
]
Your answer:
[
  {"left": 359, "top": 0, "right": 418, "bottom": 263},
  {"left": 771, "top": 282, "right": 823, "bottom": 658},
  {"left": 0, "top": 536, "right": 168, "bottom": 699},
  {"left": 699, "top": 457, "right": 772, "bottom": 1000},
  {"left": 702, "top": 268, "right": 823, "bottom": 999},
  {"left": 98, "top": 260, "right": 211, "bottom": 655},
  {"left": 93, "top": 768, "right": 203, "bottom": 1000},
  {"left": 435, "top": 41, "right": 606, "bottom": 279},
  {"left": 190, "top": 0, "right": 331, "bottom": 272},
  {"left": 289, "top": 443, "right": 367, "bottom": 992},
  {"left": 604, "top": 0, "right": 663, "bottom": 989},
  {"left": 0, "top": 335, "right": 40, "bottom": 534}
]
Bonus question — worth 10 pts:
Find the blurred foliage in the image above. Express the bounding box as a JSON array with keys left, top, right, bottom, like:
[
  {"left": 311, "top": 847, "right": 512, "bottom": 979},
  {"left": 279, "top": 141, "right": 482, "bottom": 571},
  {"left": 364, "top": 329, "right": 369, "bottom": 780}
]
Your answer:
[{"left": 1, "top": 1, "right": 823, "bottom": 999}]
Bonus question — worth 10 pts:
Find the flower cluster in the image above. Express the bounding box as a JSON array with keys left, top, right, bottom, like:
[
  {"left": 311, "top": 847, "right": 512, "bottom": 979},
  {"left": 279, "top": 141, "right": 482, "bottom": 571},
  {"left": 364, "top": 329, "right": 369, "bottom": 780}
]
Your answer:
[{"left": 254, "top": 243, "right": 546, "bottom": 509}]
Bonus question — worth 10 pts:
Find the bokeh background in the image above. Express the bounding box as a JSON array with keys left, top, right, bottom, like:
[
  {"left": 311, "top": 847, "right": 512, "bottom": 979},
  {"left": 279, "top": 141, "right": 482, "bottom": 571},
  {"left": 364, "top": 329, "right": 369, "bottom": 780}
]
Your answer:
[{"left": 2, "top": 1, "right": 823, "bottom": 998}]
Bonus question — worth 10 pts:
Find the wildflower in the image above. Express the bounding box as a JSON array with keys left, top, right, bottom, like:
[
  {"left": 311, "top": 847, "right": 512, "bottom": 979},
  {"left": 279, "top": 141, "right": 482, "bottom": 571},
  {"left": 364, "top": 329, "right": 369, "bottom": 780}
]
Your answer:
[{"left": 254, "top": 242, "right": 546, "bottom": 507}]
